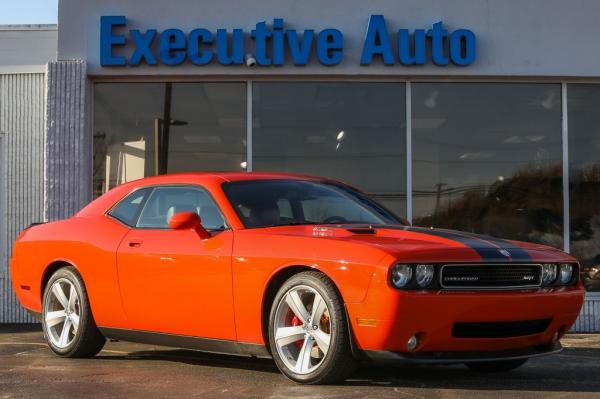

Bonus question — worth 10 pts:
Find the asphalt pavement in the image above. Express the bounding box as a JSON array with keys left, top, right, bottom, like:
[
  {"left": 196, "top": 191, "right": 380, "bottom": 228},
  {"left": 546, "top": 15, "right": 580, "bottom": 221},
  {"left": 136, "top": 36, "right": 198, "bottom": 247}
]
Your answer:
[{"left": 1, "top": 325, "right": 599, "bottom": 398}]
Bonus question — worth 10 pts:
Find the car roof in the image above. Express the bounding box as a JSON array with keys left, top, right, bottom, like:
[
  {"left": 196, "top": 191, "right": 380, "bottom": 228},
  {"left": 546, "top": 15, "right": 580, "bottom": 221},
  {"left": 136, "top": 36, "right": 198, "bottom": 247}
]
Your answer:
[
  {"left": 75, "top": 172, "right": 331, "bottom": 219},
  {"left": 126, "top": 171, "right": 325, "bottom": 185},
  {"left": 192, "top": 171, "right": 323, "bottom": 182}
]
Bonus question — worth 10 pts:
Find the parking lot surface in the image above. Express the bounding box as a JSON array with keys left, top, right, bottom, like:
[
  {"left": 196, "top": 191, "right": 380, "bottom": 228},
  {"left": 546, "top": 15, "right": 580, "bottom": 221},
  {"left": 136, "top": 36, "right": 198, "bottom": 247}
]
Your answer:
[{"left": 1, "top": 326, "right": 599, "bottom": 398}]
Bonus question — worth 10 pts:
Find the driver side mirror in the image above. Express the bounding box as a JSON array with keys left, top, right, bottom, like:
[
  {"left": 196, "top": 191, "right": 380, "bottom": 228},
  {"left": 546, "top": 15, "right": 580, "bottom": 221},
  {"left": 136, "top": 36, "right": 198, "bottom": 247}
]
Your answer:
[{"left": 168, "top": 212, "right": 210, "bottom": 239}]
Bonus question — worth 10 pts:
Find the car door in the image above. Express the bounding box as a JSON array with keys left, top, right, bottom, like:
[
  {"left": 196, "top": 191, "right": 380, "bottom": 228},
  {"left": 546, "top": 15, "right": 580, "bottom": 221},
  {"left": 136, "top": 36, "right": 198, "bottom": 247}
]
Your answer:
[{"left": 116, "top": 185, "right": 236, "bottom": 340}]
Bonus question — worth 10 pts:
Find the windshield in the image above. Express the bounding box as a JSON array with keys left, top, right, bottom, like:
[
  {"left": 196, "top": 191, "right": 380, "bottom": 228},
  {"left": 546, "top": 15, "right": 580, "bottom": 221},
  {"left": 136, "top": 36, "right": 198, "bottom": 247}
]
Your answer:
[{"left": 222, "top": 179, "right": 403, "bottom": 228}]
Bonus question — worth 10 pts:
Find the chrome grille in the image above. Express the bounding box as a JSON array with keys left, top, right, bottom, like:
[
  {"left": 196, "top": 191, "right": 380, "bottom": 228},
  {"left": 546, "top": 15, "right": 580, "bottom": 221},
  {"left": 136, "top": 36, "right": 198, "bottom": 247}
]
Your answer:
[{"left": 440, "top": 264, "right": 542, "bottom": 289}]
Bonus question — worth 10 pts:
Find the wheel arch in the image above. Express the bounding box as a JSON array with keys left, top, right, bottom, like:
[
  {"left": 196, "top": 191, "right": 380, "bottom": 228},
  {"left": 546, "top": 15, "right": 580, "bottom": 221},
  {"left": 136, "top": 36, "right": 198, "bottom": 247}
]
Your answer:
[
  {"left": 260, "top": 264, "right": 347, "bottom": 353},
  {"left": 40, "top": 259, "right": 81, "bottom": 300}
]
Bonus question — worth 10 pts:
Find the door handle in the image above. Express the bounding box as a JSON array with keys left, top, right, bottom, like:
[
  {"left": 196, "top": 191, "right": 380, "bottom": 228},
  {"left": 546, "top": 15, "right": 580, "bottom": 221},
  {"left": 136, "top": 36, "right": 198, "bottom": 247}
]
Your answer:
[{"left": 128, "top": 239, "right": 143, "bottom": 248}]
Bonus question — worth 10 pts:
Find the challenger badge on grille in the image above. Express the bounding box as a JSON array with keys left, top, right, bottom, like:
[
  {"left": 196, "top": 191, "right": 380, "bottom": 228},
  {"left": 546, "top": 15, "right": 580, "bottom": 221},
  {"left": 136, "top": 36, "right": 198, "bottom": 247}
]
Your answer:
[{"left": 440, "top": 264, "right": 542, "bottom": 289}]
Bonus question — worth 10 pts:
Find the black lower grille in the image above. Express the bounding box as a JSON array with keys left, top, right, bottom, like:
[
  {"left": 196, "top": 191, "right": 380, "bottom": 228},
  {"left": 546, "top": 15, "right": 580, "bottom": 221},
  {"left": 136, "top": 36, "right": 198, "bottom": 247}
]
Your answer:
[
  {"left": 441, "top": 264, "right": 541, "bottom": 289},
  {"left": 452, "top": 319, "right": 552, "bottom": 338}
]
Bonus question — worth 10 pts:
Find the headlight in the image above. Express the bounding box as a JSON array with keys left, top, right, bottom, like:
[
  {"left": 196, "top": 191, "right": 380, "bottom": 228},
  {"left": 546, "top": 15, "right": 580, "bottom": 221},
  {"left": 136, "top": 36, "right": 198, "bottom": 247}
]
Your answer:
[
  {"left": 415, "top": 264, "right": 435, "bottom": 287},
  {"left": 391, "top": 264, "right": 413, "bottom": 288},
  {"left": 541, "top": 263, "right": 558, "bottom": 285},
  {"left": 559, "top": 263, "right": 573, "bottom": 284}
]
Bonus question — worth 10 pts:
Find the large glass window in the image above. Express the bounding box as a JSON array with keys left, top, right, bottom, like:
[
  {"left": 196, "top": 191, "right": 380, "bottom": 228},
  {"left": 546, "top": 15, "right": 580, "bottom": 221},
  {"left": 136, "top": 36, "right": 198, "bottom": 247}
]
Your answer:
[
  {"left": 137, "top": 186, "right": 226, "bottom": 230},
  {"left": 568, "top": 84, "right": 600, "bottom": 291},
  {"left": 412, "top": 83, "right": 563, "bottom": 248},
  {"left": 93, "top": 83, "right": 246, "bottom": 197},
  {"left": 252, "top": 83, "right": 407, "bottom": 217}
]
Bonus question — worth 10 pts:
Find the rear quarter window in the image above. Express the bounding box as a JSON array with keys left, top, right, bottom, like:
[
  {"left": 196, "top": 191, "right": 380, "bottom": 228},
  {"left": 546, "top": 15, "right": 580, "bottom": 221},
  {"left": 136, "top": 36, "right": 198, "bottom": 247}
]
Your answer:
[{"left": 108, "top": 188, "right": 152, "bottom": 226}]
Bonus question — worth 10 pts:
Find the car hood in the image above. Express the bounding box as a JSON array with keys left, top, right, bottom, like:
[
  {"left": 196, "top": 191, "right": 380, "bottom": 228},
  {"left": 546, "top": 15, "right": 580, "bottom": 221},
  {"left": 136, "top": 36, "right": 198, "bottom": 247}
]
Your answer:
[{"left": 259, "top": 224, "right": 574, "bottom": 264}]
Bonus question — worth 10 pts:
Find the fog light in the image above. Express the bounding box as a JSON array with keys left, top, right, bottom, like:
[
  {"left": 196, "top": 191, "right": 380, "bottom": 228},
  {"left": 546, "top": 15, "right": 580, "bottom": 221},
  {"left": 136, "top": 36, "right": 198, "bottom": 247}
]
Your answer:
[
  {"left": 407, "top": 335, "right": 419, "bottom": 351},
  {"left": 541, "top": 264, "right": 558, "bottom": 285},
  {"left": 415, "top": 264, "right": 435, "bottom": 287},
  {"left": 391, "top": 264, "right": 413, "bottom": 288},
  {"left": 559, "top": 264, "right": 573, "bottom": 284}
]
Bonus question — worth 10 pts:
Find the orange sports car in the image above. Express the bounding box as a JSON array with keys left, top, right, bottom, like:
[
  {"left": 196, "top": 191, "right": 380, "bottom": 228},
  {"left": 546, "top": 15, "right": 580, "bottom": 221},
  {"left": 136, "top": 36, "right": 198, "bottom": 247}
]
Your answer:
[{"left": 10, "top": 172, "right": 585, "bottom": 384}]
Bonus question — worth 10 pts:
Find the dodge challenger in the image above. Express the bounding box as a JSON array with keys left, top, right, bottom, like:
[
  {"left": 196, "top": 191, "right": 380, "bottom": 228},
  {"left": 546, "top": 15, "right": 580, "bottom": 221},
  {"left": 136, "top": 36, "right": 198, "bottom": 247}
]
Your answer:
[{"left": 10, "top": 172, "right": 585, "bottom": 384}]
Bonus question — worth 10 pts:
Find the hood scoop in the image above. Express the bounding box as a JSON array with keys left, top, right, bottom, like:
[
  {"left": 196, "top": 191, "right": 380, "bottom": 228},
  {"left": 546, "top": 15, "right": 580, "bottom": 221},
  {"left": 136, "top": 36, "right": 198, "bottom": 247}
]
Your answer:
[
  {"left": 311, "top": 226, "right": 378, "bottom": 237},
  {"left": 345, "top": 227, "right": 377, "bottom": 235}
]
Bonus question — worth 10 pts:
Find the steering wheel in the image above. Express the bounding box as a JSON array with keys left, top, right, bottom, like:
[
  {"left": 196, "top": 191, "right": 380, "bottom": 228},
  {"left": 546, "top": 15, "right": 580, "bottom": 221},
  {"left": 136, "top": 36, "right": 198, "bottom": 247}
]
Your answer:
[{"left": 322, "top": 216, "right": 348, "bottom": 224}]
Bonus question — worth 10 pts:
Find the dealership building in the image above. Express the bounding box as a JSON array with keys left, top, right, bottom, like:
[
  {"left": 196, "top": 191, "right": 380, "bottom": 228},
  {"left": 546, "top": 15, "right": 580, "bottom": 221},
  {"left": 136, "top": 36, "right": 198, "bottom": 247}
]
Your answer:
[{"left": 1, "top": 0, "right": 599, "bottom": 330}]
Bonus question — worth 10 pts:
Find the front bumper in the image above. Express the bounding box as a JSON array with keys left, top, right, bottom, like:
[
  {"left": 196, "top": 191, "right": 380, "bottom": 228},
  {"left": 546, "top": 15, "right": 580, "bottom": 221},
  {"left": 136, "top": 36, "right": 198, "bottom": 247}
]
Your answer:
[
  {"left": 364, "top": 341, "right": 562, "bottom": 364},
  {"left": 346, "top": 273, "right": 585, "bottom": 353}
]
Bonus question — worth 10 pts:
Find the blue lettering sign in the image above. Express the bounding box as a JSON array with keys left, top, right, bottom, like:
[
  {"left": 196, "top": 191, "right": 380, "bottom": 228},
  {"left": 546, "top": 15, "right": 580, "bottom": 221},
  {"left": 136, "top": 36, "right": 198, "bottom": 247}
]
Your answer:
[
  {"left": 450, "top": 29, "right": 476, "bottom": 65},
  {"left": 361, "top": 15, "right": 394, "bottom": 65},
  {"left": 317, "top": 29, "right": 344, "bottom": 66},
  {"left": 159, "top": 29, "right": 187, "bottom": 65},
  {"left": 398, "top": 29, "right": 425, "bottom": 65},
  {"left": 272, "top": 18, "right": 285, "bottom": 65},
  {"left": 360, "top": 16, "right": 476, "bottom": 66},
  {"left": 130, "top": 29, "right": 157, "bottom": 65},
  {"left": 286, "top": 29, "right": 314, "bottom": 65},
  {"left": 188, "top": 29, "right": 213, "bottom": 65},
  {"left": 99, "top": 15, "right": 476, "bottom": 67},
  {"left": 100, "top": 16, "right": 127, "bottom": 66},
  {"left": 216, "top": 29, "right": 244, "bottom": 65}
]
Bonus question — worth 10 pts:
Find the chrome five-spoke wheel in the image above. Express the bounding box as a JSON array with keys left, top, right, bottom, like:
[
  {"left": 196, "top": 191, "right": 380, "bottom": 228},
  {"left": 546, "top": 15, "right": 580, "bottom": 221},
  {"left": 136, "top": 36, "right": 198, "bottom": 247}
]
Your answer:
[
  {"left": 44, "top": 278, "right": 80, "bottom": 348},
  {"left": 269, "top": 271, "right": 357, "bottom": 384},
  {"left": 42, "top": 266, "right": 105, "bottom": 357},
  {"left": 274, "top": 285, "right": 331, "bottom": 374}
]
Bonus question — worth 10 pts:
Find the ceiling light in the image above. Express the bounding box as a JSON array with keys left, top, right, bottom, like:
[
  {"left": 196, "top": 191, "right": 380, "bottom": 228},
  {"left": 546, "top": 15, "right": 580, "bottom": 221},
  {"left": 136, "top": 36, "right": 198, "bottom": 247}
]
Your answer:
[{"left": 424, "top": 91, "right": 439, "bottom": 109}]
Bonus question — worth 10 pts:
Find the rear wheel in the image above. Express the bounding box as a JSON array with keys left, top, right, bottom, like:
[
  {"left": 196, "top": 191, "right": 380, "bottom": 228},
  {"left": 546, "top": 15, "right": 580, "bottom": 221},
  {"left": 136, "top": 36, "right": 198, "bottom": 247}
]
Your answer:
[
  {"left": 465, "top": 358, "right": 528, "bottom": 372},
  {"left": 42, "top": 267, "right": 105, "bottom": 357},
  {"left": 268, "top": 271, "right": 357, "bottom": 384}
]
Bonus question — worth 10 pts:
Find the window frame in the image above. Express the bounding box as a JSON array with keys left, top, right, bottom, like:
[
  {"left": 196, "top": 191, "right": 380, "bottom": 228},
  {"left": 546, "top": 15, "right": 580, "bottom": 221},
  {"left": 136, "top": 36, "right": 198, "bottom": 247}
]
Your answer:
[{"left": 106, "top": 184, "right": 230, "bottom": 231}]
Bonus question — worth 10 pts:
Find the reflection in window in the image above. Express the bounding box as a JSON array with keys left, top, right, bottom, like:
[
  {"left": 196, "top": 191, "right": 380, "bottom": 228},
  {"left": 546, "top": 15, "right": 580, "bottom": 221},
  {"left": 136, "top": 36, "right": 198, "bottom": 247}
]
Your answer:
[
  {"left": 568, "top": 84, "right": 600, "bottom": 291},
  {"left": 412, "top": 83, "right": 563, "bottom": 248},
  {"left": 93, "top": 83, "right": 246, "bottom": 197},
  {"left": 252, "top": 82, "right": 407, "bottom": 217}
]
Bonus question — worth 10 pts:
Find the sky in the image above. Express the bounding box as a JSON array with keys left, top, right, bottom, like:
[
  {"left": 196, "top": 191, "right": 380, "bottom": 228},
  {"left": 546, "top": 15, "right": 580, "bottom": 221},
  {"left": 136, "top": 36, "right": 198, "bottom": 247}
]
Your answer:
[{"left": 0, "top": 0, "right": 58, "bottom": 25}]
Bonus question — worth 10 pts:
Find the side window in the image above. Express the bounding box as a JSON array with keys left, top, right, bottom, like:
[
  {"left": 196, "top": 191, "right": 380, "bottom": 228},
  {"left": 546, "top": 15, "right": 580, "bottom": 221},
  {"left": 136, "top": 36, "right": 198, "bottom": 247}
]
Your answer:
[
  {"left": 108, "top": 188, "right": 151, "bottom": 227},
  {"left": 136, "top": 186, "right": 226, "bottom": 230}
]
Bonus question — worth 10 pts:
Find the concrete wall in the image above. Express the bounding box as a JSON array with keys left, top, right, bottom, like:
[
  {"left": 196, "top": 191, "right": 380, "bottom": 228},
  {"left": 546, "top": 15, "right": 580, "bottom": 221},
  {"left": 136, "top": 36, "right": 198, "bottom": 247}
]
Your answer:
[
  {"left": 0, "top": 73, "right": 46, "bottom": 323},
  {"left": 0, "top": 26, "right": 57, "bottom": 74},
  {"left": 45, "top": 61, "right": 92, "bottom": 221},
  {"left": 58, "top": 0, "right": 600, "bottom": 78}
]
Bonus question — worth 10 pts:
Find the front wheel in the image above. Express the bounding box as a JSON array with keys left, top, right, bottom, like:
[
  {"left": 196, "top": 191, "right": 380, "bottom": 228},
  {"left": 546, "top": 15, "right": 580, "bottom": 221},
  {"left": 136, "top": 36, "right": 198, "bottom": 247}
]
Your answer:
[
  {"left": 465, "top": 358, "right": 528, "bottom": 372},
  {"left": 42, "top": 266, "right": 106, "bottom": 357},
  {"left": 268, "top": 271, "right": 357, "bottom": 384}
]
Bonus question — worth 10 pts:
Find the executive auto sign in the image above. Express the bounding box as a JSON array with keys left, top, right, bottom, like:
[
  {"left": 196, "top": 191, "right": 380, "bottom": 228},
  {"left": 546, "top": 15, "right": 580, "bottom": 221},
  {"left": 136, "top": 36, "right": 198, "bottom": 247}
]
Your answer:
[{"left": 100, "top": 15, "right": 476, "bottom": 67}]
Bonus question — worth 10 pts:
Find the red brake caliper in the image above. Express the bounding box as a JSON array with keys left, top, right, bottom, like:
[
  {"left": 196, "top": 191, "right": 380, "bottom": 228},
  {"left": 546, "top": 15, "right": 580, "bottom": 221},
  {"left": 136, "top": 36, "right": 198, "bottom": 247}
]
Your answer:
[{"left": 290, "top": 313, "right": 304, "bottom": 348}]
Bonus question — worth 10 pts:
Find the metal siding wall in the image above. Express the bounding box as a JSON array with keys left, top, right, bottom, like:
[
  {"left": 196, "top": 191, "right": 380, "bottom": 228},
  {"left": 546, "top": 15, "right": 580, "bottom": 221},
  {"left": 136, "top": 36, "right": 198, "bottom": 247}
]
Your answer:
[
  {"left": 0, "top": 73, "right": 45, "bottom": 323},
  {"left": 571, "top": 295, "right": 600, "bottom": 333},
  {"left": 45, "top": 60, "right": 91, "bottom": 221}
]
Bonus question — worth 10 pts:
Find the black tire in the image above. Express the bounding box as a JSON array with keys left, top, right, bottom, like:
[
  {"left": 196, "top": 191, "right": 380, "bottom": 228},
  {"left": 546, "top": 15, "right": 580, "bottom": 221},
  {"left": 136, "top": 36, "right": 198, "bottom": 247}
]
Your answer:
[
  {"left": 465, "top": 358, "right": 528, "bottom": 372},
  {"left": 268, "top": 271, "right": 357, "bottom": 384},
  {"left": 42, "top": 266, "right": 106, "bottom": 357}
]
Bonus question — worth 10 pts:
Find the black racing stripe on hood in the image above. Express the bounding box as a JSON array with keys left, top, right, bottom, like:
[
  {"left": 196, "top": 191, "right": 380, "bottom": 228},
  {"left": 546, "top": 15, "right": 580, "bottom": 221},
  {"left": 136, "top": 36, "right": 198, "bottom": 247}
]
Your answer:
[
  {"left": 463, "top": 233, "right": 532, "bottom": 261},
  {"left": 406, "top": 227, "right": 532, "bottom": 262}
]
